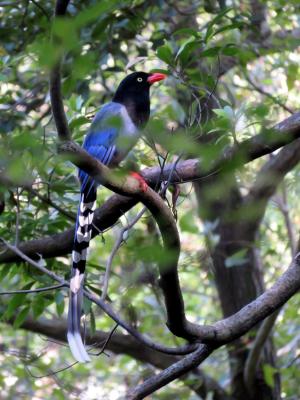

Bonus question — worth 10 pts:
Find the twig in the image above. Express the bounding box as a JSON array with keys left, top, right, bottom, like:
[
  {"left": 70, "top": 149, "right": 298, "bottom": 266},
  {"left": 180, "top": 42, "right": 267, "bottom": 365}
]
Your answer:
[
  {"left": 89, "top": 323, "right": 119, "bottom": 356},
  {"left": 0, "top": 284, "right": 66, "bottom": 295},
  {"left": 15, "top": 187, "right": 20, "bottom": 246},
  {"left": 243, "top": 72, "right": 294, "bottom": 114},
  {"left": 244, "top": 309, "right": 280, "bottom": 395},
  {"left": 30, "top": 0, "right": 50, "bottom": 20},
  {"left": 276, "top": 182, "right": 297, "bottom": 257},
  {"left": 25, "top": 186, "right": 76, "bottom": 221},
  {"left": 25, "top": 361, "right": 78, "bottom": 379},
  {"left": 0, "top": 238, "right": 66, "bottom": 284},
  {"left": 101, "top": 207, "right": 146, "bottom": 300}
]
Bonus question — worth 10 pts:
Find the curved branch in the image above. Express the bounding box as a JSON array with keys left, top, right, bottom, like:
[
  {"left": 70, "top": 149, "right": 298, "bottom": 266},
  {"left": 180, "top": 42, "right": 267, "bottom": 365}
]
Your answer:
[
  {"left": 58, "top": 141, "right": 194, "bottom": 340},
  {"left": 49, "top": 0, "right": 71, "bottom": 141}
]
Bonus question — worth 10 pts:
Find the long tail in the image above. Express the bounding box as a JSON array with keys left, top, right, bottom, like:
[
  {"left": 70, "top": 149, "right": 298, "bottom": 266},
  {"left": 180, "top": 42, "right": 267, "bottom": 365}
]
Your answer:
[{"left": 67, "top": 183, "right": 96, "bottom": 363}]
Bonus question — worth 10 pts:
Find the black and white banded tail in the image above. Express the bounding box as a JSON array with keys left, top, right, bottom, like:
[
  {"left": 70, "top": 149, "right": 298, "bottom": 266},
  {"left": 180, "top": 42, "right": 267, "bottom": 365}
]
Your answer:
[{"left": 67, "top": 184, "right": 96, "bottom": 363}]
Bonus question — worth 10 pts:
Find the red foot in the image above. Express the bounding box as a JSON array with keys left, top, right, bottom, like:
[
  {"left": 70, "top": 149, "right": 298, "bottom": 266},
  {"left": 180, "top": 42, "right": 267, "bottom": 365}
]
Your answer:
[{"left": 130, "top": 172, "right": 148, "bottom": 192}]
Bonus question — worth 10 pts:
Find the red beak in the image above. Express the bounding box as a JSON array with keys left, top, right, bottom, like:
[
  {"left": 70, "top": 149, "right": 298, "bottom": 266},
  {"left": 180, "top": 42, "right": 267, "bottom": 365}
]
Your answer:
[{"left": 147, "top": 72, "right": 166, "bottom": 85}]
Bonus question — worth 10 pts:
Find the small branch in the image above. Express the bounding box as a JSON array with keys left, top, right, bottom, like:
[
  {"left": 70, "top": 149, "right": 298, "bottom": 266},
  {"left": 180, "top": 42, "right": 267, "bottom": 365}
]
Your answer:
[
  {"left": 244, "top": 309, "right": 280, "bottom": 395},
  {"left": 275, "top": 182, "right": 297, "bottom": 258},
  {"left": 0, "top": 238, "right": 196, "bottom": 356},
  {"left": 30, "top": 0, "right": 50, "bottom": 20},
  {"left": 89, "top": 323, "right": 119, "bottom": 356},
  {"left": 244, "top": 138, "right": 300, "bottom": 233},
  {"left": 127, "top": 344, "right": 214, "bottom": 400},
  {"left": 244, "top": 72, "right": 294, "bottom": 114},
  {"left": 0, "top": 283, "right": 66, "bottom": 295},
  {"left": 0, "top": 238, "right": 67, "bottom": 284},
  {"left": 26, "top": 186, "right": 76, "bottom": 221},
  {"left": 15, "top": 187, "right": 20, "bottom": 246},
  {"left": 101, "top": 207, "right": 146, "bottom": 300}
]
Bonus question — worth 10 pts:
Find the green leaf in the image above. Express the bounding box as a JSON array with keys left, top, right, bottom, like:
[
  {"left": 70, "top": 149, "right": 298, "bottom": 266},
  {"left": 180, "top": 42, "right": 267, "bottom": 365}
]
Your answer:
[
  {"left": 263, "top": 364, "right": 276, "bottom": 388},
  {"left": 221, "top": 44, "right": 239, "bottom": 56},
  {"left": 83, "top": 297, "right": 92, "bottom": 315},
  {"left": 3, "top": 293, "right": 27, "bottom": 320},
  {"left": 32, "top": 296, "right": 46, "bottom": 319},
  {"left": 214, "top": 21, "right": 244, "bottom": 36},
  {"left": 200, "top": 46, "right": 221, "bottom": 58},
  {"left": 179, "top": 211, "right": 198, "bottom": 234},
  {"left": 287, "top": 63, "right": 298, "bottom": 91},
  {"left": 55, "top": 291, "right": 65, "bottom": 316},
  {"left": 73, "top": 0, "right": 118, "bottom": 29},
  {"left": 90, "top": 308, "right": 96, "bottom": 335},
  {"left": 157, "top": 43, "right": 173, "bottom": 65},
  {"left": 175, "top": 36, "right": 196, "bottom": 61},
  {"left": 173, "top": 28, "right": 199, "bottom": 38},
  {"left": 205, "top": 7, "right": 233, "bottom": 42},
  {"left": 225, "top": 249, "right": 248, "bottom": 268},
  {"left": 13, "top": 306, "right": 30, "bottom": 329},
  {"left": 0, "top": 266, "right": 10, "bottom": 281},
  {"left": 213, "top": 106, "right": 235, "bottom": 123},
  {"left": 69, "top": 116, "right": 90, "bottom": 130}
]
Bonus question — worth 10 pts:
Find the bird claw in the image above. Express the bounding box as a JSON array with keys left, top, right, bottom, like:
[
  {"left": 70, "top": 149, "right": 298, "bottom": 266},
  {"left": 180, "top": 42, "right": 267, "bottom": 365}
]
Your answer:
[{"left": 130, "top": 172, "right": 148, "bottom": 192}]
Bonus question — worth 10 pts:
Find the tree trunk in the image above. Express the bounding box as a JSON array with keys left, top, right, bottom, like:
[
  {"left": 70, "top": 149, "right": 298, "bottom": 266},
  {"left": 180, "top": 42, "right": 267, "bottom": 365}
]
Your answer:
[{"left": 194, "top": 174, "right": 281, "bottom": 400}]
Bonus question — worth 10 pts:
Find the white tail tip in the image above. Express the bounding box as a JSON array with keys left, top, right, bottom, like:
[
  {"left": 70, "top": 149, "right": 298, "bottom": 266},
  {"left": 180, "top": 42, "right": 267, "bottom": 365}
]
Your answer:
[{"left": 67, "top": 332, "right": 91, "bottom": 363}]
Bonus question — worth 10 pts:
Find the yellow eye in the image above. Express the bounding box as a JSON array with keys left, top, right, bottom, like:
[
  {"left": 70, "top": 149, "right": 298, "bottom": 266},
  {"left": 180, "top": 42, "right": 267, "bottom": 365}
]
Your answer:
[{"left": 137, "top": 77, "right": 143, "bottom": 82}]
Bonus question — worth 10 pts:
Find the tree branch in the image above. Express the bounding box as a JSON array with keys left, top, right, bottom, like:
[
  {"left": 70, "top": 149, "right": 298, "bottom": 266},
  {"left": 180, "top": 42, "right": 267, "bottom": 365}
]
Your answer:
[
  {"left": 5, "top": 315, "right": 230, "bottom": 400},
  {"left": 244, "top": 138, "right": 300, "bottom": 233},
  {"left": 0, "top": 238, "right": 197, "bottom": 355},
  {"left": 49, "top": 0, "right": 71, "bottom": 141},
  {"left": 127, "top": 344, "right": 214, "bottom": 400},
  {"left": 2, "top": 110, "right": 300, "bottom": 264},
  {"left": 243, "top": 309, "right": 280, "bottom": 395}
]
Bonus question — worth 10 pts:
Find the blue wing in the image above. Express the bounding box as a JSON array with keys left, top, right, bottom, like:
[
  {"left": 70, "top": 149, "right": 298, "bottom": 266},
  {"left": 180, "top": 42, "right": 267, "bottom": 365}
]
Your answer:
[{"left": 78, "top": 102, "right": 125, "bottom": 190}]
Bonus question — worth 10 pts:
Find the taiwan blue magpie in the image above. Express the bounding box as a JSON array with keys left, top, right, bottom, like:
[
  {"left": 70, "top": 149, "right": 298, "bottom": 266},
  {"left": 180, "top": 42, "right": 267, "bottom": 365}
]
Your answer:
[{"left": 67, "top": 71, "right": 166, "bottom": 362}]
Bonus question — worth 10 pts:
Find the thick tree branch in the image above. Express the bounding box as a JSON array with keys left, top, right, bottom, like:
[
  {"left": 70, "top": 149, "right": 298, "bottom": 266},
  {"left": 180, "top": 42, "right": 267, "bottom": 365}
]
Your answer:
[
  {"left": 2, "top": 110, "right": 300, "bottom": 264},
  {"left": 49, "top": 0, "right": 71, "bottom": 141},
  {"left": 4, "top": 316, "right": 230, "bottom": 400},
  {"left": 127, "top": 344, "right": 214, "bottom": 400},
  {"left": 129, "top": 251, "right": 300, "bottom": 398}
]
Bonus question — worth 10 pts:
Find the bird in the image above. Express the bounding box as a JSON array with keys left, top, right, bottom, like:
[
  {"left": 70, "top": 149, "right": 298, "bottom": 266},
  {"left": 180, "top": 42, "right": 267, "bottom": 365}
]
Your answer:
[{"left": 67, "top": 71, "right": 166, "bottom": 363}]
